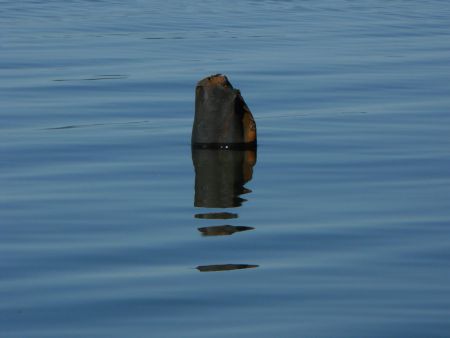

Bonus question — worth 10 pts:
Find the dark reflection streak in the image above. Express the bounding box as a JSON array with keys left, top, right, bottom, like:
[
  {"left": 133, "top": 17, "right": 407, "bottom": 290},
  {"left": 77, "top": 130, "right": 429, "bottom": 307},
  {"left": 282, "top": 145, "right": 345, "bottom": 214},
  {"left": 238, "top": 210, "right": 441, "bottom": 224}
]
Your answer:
[
  {"left": 198, "top": 225, "right": 254, "bottom": 236},
  {"left": 196, "top": 264, "right": 259, "bottom": 272},
  {"left": 195, "top": 212, "right": 238, "bottom": 219}
]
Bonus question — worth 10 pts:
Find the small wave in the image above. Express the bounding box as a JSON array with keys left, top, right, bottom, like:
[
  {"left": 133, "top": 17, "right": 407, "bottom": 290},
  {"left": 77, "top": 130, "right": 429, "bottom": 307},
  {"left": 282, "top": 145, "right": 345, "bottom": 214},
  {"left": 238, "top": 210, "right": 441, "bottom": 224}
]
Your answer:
[
  {"left": 53, "top": 75, "right": 128, "bottom": 82},
  {"left": 44, "top": 120, "right": 149, "bottom": 131}
]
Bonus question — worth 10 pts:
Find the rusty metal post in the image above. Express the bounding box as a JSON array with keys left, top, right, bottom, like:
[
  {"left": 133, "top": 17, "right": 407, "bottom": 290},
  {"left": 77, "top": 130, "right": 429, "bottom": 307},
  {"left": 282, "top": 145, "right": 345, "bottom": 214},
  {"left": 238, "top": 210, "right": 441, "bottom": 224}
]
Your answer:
[{"left": 192, "top": 74, "right": 257, "bottom": 149}]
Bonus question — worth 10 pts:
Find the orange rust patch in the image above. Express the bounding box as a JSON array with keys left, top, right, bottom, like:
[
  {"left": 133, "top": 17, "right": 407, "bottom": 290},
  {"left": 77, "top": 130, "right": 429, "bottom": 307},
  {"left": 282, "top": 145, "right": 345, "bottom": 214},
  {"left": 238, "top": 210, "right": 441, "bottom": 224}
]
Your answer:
[
  {"left": 242, "top": 107, "right": 257, "bottom": 144},
  {"left": 197, "top": 74, "right": 232, "bottom": 88}
]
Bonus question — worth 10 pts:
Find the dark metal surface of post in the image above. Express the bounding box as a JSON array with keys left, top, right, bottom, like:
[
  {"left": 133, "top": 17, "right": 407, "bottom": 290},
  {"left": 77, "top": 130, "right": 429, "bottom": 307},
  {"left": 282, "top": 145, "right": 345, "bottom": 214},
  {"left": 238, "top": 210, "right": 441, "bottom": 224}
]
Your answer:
[{"left": 192, "top": 74, "right": 257, "bottom": 149}]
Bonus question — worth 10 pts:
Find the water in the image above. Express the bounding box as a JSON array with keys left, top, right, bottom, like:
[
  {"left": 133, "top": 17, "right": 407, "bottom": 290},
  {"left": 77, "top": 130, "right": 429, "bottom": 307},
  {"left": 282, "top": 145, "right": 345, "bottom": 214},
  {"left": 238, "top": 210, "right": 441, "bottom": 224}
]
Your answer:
[{"left": 1, "top": 1, "right": 450, "bottom": 337}]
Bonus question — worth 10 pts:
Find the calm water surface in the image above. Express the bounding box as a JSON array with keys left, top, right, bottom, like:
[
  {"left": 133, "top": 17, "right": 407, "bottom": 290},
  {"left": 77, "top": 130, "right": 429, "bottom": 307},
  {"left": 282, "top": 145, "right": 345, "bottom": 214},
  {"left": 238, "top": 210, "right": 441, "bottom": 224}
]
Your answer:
[{"left": 1, "top": 1, "right": 450, "bottom": 337}]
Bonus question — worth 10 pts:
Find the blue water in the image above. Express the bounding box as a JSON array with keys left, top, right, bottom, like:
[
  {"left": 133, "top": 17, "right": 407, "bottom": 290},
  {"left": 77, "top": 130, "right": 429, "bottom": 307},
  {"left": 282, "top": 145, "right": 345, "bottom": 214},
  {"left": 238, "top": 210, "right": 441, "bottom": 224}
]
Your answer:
[{"left": 1, "top": 1, "right": 450, "bottom": 337}]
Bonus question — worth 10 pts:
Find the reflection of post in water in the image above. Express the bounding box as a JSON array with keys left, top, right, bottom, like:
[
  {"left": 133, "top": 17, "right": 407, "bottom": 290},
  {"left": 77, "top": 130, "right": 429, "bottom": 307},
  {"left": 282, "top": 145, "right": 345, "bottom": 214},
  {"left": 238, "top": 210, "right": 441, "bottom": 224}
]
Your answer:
[
  {"left": 192, "top": 148, "right": 256, "bottom": 208},
  {"left": 194, "top": 212, "right": 238, "bottom": 219},
  {"left": 192, "top": 148, "right": 258, "bottom": 272},
  {"left": 198, "top": 225, "right": 254, "bottom": 236},
  {"left": 196, "top": 264, "right": 259, "bottom": 272}
]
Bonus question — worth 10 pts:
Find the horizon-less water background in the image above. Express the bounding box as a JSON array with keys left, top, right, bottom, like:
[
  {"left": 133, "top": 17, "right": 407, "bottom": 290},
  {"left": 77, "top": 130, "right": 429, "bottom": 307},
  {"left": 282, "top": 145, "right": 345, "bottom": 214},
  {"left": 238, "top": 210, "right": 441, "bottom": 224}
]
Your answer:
[{"left": 1, "top": 1, "right": 450, "bottom": 337}]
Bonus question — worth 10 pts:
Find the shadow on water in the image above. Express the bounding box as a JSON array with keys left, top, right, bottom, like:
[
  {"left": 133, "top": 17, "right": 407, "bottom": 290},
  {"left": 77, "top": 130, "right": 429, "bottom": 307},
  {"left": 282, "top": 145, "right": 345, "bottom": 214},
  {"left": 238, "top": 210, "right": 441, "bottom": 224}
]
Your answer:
[{"left": 192, "top": 148, "right": 258, "bottom": 272}]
